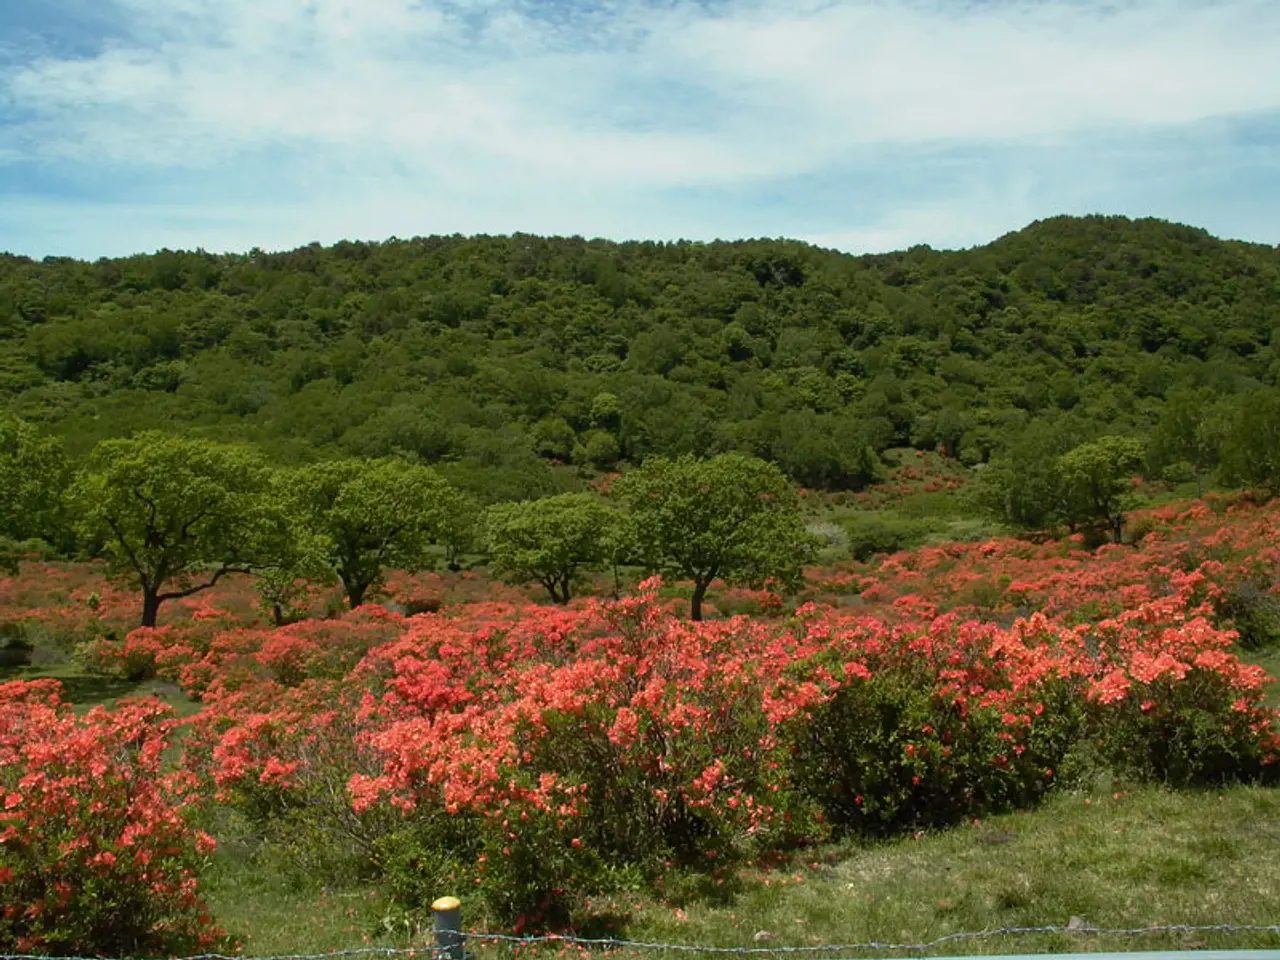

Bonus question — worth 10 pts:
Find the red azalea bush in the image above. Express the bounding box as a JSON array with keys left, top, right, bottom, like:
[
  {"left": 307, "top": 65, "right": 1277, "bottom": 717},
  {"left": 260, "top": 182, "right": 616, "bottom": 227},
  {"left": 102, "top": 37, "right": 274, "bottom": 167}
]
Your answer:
[
  {"left": 181, "top": 569, "right": 1277, "bottom": 923},
  {"left": 86, "top": 606, "right": 405, "bottom": 697},
  {"left": 802, "top": 494, "right": 1280, "bottom": 629},
  {"left": 6, "top": 495, "right": 1280, "bottom": 930},
  {"left": 0, "top": 680, "right": 222, "bottom": 956}
]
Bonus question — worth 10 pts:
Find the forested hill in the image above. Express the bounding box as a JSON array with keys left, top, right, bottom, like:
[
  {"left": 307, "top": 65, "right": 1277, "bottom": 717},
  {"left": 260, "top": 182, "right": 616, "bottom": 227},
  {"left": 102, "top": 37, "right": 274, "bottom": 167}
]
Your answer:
[{"left": 2, "top": 214, "right": 1279, "bottom": 501}]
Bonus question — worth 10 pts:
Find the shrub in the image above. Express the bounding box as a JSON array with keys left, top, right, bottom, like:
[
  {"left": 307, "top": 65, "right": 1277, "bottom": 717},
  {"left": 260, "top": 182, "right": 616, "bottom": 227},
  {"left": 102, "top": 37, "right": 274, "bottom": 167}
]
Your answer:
[
  {"left": 895, "top": 491, "right": 965, "bottom": 520},
  {"left": 184, "top": 577, "right": 1280, "bottom": 925},
  {"left": 805, "top": 520, "right": 849, "bottom": 553},
  {"left": 0, "top": 680, "right": 222, "bottom": 956},
  {"left": 0, "top": 622, "right": 32, "bottom": 667},
  {"left": 1214, "top": 580, "right": 1280, "bottom": 651},
  {"left": 786, "top": 616, "right": 1087, "bottom": 834},
  {"left": 1124, "top": 512, "right": 1160, "bottom": 546},
  {"left": 1085, "top": 610, "right": 1280, "bottom": 784},
  {"left": 837, "top": 513, "right": 938, "bottom": 561}
]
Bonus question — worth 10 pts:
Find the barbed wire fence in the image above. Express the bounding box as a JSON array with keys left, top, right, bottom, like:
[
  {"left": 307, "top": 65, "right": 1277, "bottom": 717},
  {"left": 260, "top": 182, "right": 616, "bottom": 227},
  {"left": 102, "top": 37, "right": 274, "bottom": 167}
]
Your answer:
[{"left": 6, "top": 920, "right": 1280, "bottom": 960}]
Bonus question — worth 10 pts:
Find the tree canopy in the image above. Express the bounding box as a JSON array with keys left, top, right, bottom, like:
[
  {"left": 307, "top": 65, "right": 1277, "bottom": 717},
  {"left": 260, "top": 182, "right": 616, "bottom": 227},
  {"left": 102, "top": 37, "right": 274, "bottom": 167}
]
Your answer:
[
  {"left": 2, "top": 215, "right": 1279, "bottom": 493},
  {"left": 70, "top": 433, "right": 290, "bottom": 625},
  {"left": 0, "top": 413, "right": 68, "bottom": 567},
  {"left": 290, "top": 458, "right": 453, "bottom": 608},
  {"left": 615, "top": 453, "right": 817, "bottom": 619},
  {"left": 484, "top": 493, "right": 620, "bottom": 603},
  {"left": 1057, "top": 436, "right": 1147, "bottom": 542}
]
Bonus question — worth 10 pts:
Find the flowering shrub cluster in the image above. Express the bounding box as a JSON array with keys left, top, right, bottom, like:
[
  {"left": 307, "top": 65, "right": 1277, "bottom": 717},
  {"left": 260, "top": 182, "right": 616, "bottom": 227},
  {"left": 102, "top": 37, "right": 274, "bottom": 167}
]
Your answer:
[
  {"left": 845, "top": 449, "right": 969, "bottom": 509},
  {"left": 85, "top": 606, "right": 406, "bottom": 696},
  {"left": 0, "top": 680, "right": 222, "bottom": 955},
  {"left": 5, "top": 493, "right": 1280, "bottom": 933},
  {"left": 176, "top": 569, "right": 1275, "bottom": 922},
  {"left": 803, "top": 494, "right": 1280, "bottom": 626}
]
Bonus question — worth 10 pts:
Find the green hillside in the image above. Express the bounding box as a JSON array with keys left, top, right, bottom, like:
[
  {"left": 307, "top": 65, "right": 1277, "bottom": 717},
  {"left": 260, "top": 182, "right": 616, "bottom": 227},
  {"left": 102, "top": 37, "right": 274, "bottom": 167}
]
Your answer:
[{"left": 3, "top": 214, "right": 1278, "bottom": 501}]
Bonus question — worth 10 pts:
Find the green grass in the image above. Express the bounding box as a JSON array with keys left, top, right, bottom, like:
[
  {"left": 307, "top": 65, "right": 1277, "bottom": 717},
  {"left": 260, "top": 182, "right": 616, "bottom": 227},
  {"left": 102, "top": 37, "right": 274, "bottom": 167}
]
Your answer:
[
  {"left": 1243, "top": 646, "right": 1280, "bottom": 709},
  {"left": 203, "top": 785, "right": 1280, "bottom": 958},
  {"left": 0, "top": 657, "right": 203, "bottom": 715},
  {"left": 620, "top": 786, "right": 1280, "bottom": 957},
  {"left": 203, "top": 855, "right": 408, "bottom": 954}
]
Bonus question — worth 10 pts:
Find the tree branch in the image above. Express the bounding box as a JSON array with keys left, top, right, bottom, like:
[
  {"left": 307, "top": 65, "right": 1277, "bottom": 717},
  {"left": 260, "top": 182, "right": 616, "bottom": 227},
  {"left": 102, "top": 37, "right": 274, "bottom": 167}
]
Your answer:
[
  {"left": 156, "top": 563, "right": 252, "bottom": 602},
  {"left": 104, "top": 515, "right": 148, "bottom": 585}
]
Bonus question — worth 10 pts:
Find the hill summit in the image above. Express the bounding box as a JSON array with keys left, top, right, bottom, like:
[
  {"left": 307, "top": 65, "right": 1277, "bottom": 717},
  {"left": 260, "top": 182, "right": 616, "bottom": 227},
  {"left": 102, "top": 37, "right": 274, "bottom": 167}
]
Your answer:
[{"left": 2, "top": 214, "right": 1277, "bottom": 497}]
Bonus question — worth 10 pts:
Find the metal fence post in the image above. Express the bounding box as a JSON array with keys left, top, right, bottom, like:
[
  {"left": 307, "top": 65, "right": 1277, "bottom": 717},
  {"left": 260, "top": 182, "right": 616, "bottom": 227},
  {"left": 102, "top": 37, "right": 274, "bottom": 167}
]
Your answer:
[{"left": 432, "top": 896, "right": 464, "bottom": 960}]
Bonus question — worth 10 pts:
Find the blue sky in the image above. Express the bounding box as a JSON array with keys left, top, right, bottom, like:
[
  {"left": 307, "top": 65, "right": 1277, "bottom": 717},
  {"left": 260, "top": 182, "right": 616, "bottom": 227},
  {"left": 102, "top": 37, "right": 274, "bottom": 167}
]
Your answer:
[{"left": 2, "top": 0, "right": 1279, "bottom": 259}]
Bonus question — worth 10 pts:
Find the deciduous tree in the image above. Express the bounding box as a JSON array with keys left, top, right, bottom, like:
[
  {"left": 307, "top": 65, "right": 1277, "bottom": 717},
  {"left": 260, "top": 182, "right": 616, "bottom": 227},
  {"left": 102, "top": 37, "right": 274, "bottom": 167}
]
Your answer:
[
  {"left": 1057, "top": 435, "right": 1147, "bottom": 543},
  {"left": 1221, "top": 388, "right": 1280, "bottom": 497},
  {"left": 0, "top": 414, "right": 69, "bottom": 570},
  {"left": 292, "top": 458, "right": 453, "bottom": 608},
  {"left": 615, "top": 453, "right": 817, "bottom": 620},
  {"left": 1149, "top": 388, "right": 1228, "bottom": 496},
  {"left": 484, "top": 493, "right": 619, "bottom": 604},
  {"left": 71, "top": 433, "right": 290, "bottom": 626}
]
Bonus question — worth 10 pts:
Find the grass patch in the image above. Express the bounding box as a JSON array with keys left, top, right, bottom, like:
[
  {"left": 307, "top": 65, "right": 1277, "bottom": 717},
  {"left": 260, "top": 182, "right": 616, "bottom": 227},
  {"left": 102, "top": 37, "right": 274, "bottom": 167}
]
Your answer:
[
  {"left": 206, "top": 785, "right": 1280, "bottom": 958},
  {"left": 0, "top": 659, "right": 202, "bottom": 715},
  {"left": 203, "top": 859, "right": 409, "bottom": 954},
  {"left": 597, "top": 785, "right": 1280, "bottom": 957},
  {"left": 1242, "top": 646, "right": 1280, "bottom": 709},
  {"left": 827, "top": 509, "right": 1006, "bottom": 563}
]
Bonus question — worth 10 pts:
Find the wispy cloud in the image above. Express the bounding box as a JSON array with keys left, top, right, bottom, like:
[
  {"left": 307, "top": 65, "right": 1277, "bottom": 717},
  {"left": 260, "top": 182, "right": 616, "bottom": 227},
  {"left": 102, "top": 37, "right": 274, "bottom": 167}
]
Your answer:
[{"left": 1, "top": 0, "right": 1278, "bottom": 257}]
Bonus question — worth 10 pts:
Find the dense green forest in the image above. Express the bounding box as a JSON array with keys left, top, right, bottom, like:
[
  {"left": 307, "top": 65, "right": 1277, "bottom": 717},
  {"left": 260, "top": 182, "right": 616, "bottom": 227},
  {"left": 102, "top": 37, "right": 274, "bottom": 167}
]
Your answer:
[{"left": 3, "top": 214, "right": 1279, "bottom": 501}]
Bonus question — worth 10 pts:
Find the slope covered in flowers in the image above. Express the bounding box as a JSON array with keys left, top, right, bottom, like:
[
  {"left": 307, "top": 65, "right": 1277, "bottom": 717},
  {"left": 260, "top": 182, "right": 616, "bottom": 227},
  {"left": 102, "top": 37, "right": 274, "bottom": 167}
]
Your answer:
[{"left": 2, "top": 493, "right": 1280, "bottom": 943}]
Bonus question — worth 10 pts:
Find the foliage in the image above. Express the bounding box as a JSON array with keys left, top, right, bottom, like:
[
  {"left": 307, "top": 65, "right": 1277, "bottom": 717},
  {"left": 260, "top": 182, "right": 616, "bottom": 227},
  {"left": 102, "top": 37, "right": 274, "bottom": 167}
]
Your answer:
[
  {"left": 0, "top": 680, "right": 222, "bottom": 956},
  {"left": 967, "top": 417, "right": 1090, "bottom": 531},
  {"left": 69, "top": 433, "right": 292, "bottom": 626},
  {"left": 4, "top": 216, "right": 1280, "bottom": 497},
  {"left": 835, "top": 512, "right": 939, "bottom": 562},
  {"left": 0, "top": 414, "right": 70, "bottom": 570},
  {"left": 169, "top": 566, "right": 1278, "bottom": 924},
  {"left": 1056, "top": 436, "right": 1147, "bottom": 541},
  {"left": 437, "top": 488, "right": 482, "bottom": 572},
  {"left": 6, "top": 487, "right": 1280, "bottom": 936},
  {"left": 253, "top": 537, "right": 337, "bottom": 627},
  {"left": 1148, "top": 388, "right": 1229, "bottom": 495},
  {"left": 970, "top": 428, "right": 1147, "bottom": 539},
  {"left": 615, "top": 454, "right": 818, "bottom": 619},
  {"left": 291, "top": 458, "right": 454, "bottom": 608},
  {"left": 484, "top": 493, "right": 621, "bottom": 603},
  {"left": 1221, "top": 389, "right": 1280, "bottom": 495}
]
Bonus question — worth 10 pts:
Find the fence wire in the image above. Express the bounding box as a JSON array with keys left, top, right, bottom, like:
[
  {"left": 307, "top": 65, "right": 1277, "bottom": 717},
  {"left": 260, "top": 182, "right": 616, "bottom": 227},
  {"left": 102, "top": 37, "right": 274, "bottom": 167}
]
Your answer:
[
  {"left": 464, "top": 923, "right": 1280, "bottom": 953},
  {"left": 6, "top": 922, "right": 1280, "bottom": 960}
]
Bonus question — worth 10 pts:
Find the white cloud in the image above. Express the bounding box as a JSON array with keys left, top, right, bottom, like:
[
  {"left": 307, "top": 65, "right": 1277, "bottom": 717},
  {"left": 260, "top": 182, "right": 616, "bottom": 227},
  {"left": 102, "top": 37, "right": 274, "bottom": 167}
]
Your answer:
[
  {"left": 2, "top": 0, "right": 1279, "bottom": 255},
  {"left": 672, "top": 0, "right": 1280, "bottom": 147},
  {"left": 12, "top": 0, "right": 1280, "bottom": 173}
]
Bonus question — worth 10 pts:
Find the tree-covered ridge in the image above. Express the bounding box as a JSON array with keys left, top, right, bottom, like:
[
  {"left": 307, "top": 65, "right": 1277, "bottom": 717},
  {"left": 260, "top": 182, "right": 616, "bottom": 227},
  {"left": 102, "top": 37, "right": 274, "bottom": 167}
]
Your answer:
[{"left": 2, "top": 215, "right": 1278, "bottom": 498}]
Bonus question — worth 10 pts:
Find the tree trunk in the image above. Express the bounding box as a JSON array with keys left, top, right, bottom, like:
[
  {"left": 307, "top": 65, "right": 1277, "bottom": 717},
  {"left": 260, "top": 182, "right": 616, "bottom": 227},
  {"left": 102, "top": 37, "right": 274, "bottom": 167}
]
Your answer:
[
  {"left": 272, "top": 601, "right": 287, "bottom": 627},
  {"left": 346, "top": 580, "right": 368, "bottom": 609},
  {"left": 1111, "top": 513, "right": 1125, "bottom": 544},
  {"left": 691, "top": 580, "right": 709, "bottom": 621},
  {"left": 141, "top": 589, "right": 162, "bottom": 628}
]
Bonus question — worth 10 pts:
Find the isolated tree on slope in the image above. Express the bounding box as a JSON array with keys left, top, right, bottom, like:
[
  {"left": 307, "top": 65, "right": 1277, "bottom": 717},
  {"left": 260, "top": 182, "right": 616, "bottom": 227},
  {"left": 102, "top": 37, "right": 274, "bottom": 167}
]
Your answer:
[
  {"left": 1057, "top": 436, "right": 1147, "bottom": 543},
  {"left": 484, "top": 493, "right": 620, "bottom": 604},
  {"left": 291, "top": 458, "right": 453, "bottom": 608},
  {"left": 616, "top": 453, "right": 817, "bottom": 620},
  {"left": 71, "top": 433, "right": 291, "bottom": 627}
]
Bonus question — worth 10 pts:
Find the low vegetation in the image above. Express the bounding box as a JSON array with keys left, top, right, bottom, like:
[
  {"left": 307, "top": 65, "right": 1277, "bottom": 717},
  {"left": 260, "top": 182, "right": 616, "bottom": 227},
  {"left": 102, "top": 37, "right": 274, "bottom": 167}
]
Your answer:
[
  {"left": 3, "top": 485, "right": 1280, "bottom": 955},
  {"left": 4, "top": 214, "right": 1280, "bottom": 956}
]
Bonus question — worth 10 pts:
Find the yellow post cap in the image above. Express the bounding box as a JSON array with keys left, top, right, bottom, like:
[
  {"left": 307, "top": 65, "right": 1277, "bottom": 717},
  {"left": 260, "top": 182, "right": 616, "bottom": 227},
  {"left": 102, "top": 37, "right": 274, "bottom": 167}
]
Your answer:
[{"left": 432, "top": 896, "right": 462, "bottom": 912}]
